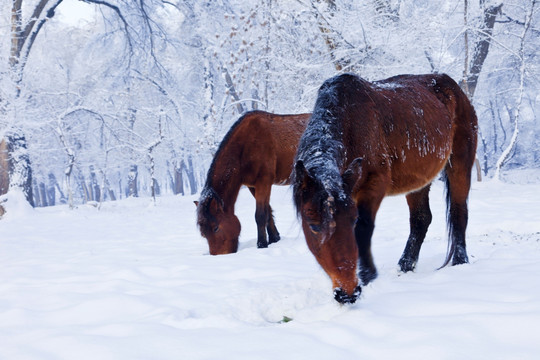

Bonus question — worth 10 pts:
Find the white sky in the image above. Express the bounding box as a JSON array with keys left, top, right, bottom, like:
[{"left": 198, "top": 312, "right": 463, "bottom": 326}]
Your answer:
[{"left": 56, "top": 0, "right": 97, "bottom": 26}]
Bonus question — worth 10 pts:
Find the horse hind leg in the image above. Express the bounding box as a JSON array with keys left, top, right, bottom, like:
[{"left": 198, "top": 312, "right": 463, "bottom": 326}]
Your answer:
[
  {"left": 442, "top": 160, "right": 472, "bottom": 267},
  {"left": 440, "top": 76, "right": 476, "bottom": 267},
  {"left": 398, "top": 184, "right": 432, "bottom": 272},
  {"left": 250, "top": 187, "right": 280, "bottom": 246}
]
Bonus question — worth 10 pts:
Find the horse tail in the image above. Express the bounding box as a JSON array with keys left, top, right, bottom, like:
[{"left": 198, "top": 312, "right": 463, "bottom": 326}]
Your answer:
[{"left": 440, "top": 170, "right": 454, "bottom": 269}]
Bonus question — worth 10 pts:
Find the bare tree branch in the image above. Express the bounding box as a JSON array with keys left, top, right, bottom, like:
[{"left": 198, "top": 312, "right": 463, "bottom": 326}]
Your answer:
[{"left": 83, "top": 0, "right": 134, "bottom": 54}]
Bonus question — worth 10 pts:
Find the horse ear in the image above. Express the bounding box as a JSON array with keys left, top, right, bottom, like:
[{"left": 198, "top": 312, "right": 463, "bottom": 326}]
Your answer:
[
  {"left": 342, "top": 157, "right": 363, "bottom": 190},
  {"left": 194, "top": 201, "right": 199, "bottom": 207},
  {"left": 295, "top": 160, "right": 307, "bottom": 180},
  {"left": 295, "top": 160, "right": 315, "bottom": 189}
]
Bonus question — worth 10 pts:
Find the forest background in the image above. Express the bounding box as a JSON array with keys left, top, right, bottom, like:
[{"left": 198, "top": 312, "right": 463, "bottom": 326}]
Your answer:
[{"left": 1, "top": 0, "right": 538, "bottom": 208}]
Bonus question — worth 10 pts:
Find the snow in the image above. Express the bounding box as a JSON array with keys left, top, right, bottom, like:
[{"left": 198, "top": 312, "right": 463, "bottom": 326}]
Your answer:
[
  {"left": 374, "top": 82, "right": 403, "bottom": 90},
  {"left": 1, "top": 176, "right": 540, "bottom": 359}
]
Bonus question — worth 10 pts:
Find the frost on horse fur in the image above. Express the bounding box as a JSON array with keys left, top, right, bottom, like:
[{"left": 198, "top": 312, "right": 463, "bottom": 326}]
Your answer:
[{"left": 292, "top": 73, "right": 478, "bottom": 304}]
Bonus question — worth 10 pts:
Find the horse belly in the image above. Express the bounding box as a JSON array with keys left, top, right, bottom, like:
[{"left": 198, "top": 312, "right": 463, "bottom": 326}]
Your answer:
[{"left": 388, "top": 142, "right": 451, "bottom": 195}]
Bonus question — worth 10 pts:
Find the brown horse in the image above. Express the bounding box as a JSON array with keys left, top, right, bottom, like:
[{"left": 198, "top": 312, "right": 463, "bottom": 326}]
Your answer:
[
  {"left": 196, "top": 110, "right": 310, "bottom": 255},
  {"left": 292, "top": 73, "right": 477, "bottom": 304}
]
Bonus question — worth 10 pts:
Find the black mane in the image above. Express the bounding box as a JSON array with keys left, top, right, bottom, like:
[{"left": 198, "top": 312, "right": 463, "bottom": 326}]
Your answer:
[
  {"left": 292, "top": 74, "right": 363, "bottom": 219},
  {"left": 203, "top": 111, "right": 259, "bottom": 190}
]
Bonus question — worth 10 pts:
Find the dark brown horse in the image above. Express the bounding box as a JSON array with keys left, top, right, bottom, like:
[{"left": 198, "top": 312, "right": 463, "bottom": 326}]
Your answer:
[
  {"left": 196, "top": 110, "right": 310, "bottom": 255},
  {"left": 292, "top": 73, "right": 477, "bottom": 304}
]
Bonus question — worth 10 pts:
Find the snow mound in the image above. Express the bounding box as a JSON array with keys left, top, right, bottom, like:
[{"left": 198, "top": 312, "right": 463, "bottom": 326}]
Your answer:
[{"left": 0, "top": 189, "right": 34, "bottom": 220}]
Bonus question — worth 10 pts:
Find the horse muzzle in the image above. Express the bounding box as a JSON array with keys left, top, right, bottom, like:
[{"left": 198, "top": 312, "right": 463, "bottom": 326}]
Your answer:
[{"left": 333, "top": 285, "right": 362, "bottom": 304}]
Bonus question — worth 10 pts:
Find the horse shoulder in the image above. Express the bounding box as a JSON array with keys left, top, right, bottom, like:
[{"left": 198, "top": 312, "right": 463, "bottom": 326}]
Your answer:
[{"left": 233, "top": 113, "right": 278, "bottom": 185}]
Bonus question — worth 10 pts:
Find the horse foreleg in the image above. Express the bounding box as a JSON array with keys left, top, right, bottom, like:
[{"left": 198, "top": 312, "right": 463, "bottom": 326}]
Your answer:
[
  {"left": 355, "top": 206, "right": 379, "bottom": 285},
  {"left": 443, "top": 163, "right": 471, "bottom": 266},
  {"left": 398, "top": 184, "right": 432, "bottom": 272},
  {"left": 354, "top": 184, "right": 385, "bottom": 285}
]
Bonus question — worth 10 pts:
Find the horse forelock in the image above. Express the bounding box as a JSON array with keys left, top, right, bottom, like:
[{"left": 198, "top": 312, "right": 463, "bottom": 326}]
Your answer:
[
  {"left": 292, "top": 153, "right": 350, "bottom": 228},
  {"left": 196, "top": 186, "right": 224, "bottom": 228},
  {"left": 295, "top": 176, "right": 353, "bottom": 240}
]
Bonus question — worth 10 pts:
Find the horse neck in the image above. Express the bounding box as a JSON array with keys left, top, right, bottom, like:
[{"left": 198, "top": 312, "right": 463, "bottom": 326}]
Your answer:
[{"left": 207, "top": 156, "right": 242, "bottom": 213}]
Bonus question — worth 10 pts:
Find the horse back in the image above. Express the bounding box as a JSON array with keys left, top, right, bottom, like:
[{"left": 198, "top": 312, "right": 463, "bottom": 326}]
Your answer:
[
  {"left": 231, "top": 111, "right": 310, "bottom": 186},
  {"left": 318, "top": 73, "right": 475, "bottom": 196},
  {"left": 376, "top": 74, "right": 477, "bottom": 194}
]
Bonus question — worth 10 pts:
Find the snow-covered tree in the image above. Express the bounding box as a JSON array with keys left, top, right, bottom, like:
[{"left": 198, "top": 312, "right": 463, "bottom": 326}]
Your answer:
[{"left": 1, "top": 0, "right": 538, "bottom": 212}]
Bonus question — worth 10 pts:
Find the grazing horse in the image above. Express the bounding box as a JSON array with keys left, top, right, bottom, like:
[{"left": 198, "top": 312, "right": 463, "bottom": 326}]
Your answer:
[
  {"left": 196, "top": 111, "right": 310, "bottom": 255},
  {"left": 292, "top": 73, "right": 477, "bottom": 304}
]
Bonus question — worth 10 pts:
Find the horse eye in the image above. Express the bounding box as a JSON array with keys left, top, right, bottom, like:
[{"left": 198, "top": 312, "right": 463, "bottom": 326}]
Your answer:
[
  {"left": 213, "top": 226, "right": 220, "bottom": 233},
  {"left": 309, "top": 224, "right": 321, "bottom": 233}
]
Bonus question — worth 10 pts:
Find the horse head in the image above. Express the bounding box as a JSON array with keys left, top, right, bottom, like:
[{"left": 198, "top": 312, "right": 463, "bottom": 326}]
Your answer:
[
  {"left": 195, "top": 188, "right": 241, "bottom": 255},
  {"left": 293, "top": 158, "right": 363, "bottom": 304}
]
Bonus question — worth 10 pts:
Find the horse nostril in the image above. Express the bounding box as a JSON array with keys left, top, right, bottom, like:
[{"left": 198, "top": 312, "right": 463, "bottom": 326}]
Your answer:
[{"left": 333, "top": 286, "right": 362, "bottom": 304}]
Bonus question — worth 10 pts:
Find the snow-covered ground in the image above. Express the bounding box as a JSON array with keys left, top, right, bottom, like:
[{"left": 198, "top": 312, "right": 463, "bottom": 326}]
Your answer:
[{"left": 1, "top": 175, "right": 540, "bottom": 359}]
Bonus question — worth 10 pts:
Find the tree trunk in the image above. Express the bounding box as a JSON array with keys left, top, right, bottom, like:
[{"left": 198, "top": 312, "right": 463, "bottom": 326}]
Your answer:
[
  {"left": 127, "top": 164, "right": 138, "bottom": 197},
  {"left": 79, "top": 174, "right": 90, "bottom": 203},
  {"left": 89, "top": 165, "right": 100, "bottom": 202},
  {"left": 460, "top": 2, "right": 502, "bottom": 181},
  {"left": 98, "top": 170, "right": 116, "bottom": 203},
  {"left": 222, "top": 67, "right": 245, "bottom": 114},
  {"left": 118, "top": 178, "right": 123, "bottom": 200},
  {"left": 47, "top": 173, "right": 61, "bottom": 206},
  {"left": 186, "top": 155, "right": 197, "bottom": 195},
  {"left": 5, "top": 132, "right": 34, "bottom": 206},
  {"left": 149, "top": 155, "right": 157, "bottom": 201},
  {"left": 0, "top": 140, "right": 9, "bottom": 196},
  {"left": 32, "top": 180, "right": 41, "bottom": 207},
  {"left": 171, "top": 160, "right": 185, "bottom": 196},
  {"left": 39, "top": 182, "right": 48, "bottom": 207},
  {"left": 315, "top": 0, "right": 347, "bottom": 71},
  {"left": 3, "top": 0, "right": 64, "bottom": 210},
  {"left": 461, "top": 3, "right": 503, "bottom": 99},
  {"left": 108, "top": 189, "right": 117, "bottom": 201}
]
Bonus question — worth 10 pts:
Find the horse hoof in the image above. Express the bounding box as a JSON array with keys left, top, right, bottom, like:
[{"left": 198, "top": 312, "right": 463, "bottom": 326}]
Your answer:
[
  {"left": 398, "top": 257, "right": 416, "bottom": 273},
  {"left": 257, "top": 241, "right": 268, "bottom": 249},
  {"left": 268, "top": 234, "right": 280, "bottom": 244},
  {"left": 334, "top": 286, "right": 362, "bottom": 304},
  {"left": 359, "top": 267, "right": 378, "bottom": 285},
  {"left": 452, "top": 255, "right": 469, "bottom": 265},
  {"left": 452, "top": 247, "right": 469, "bottom": 265}
]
